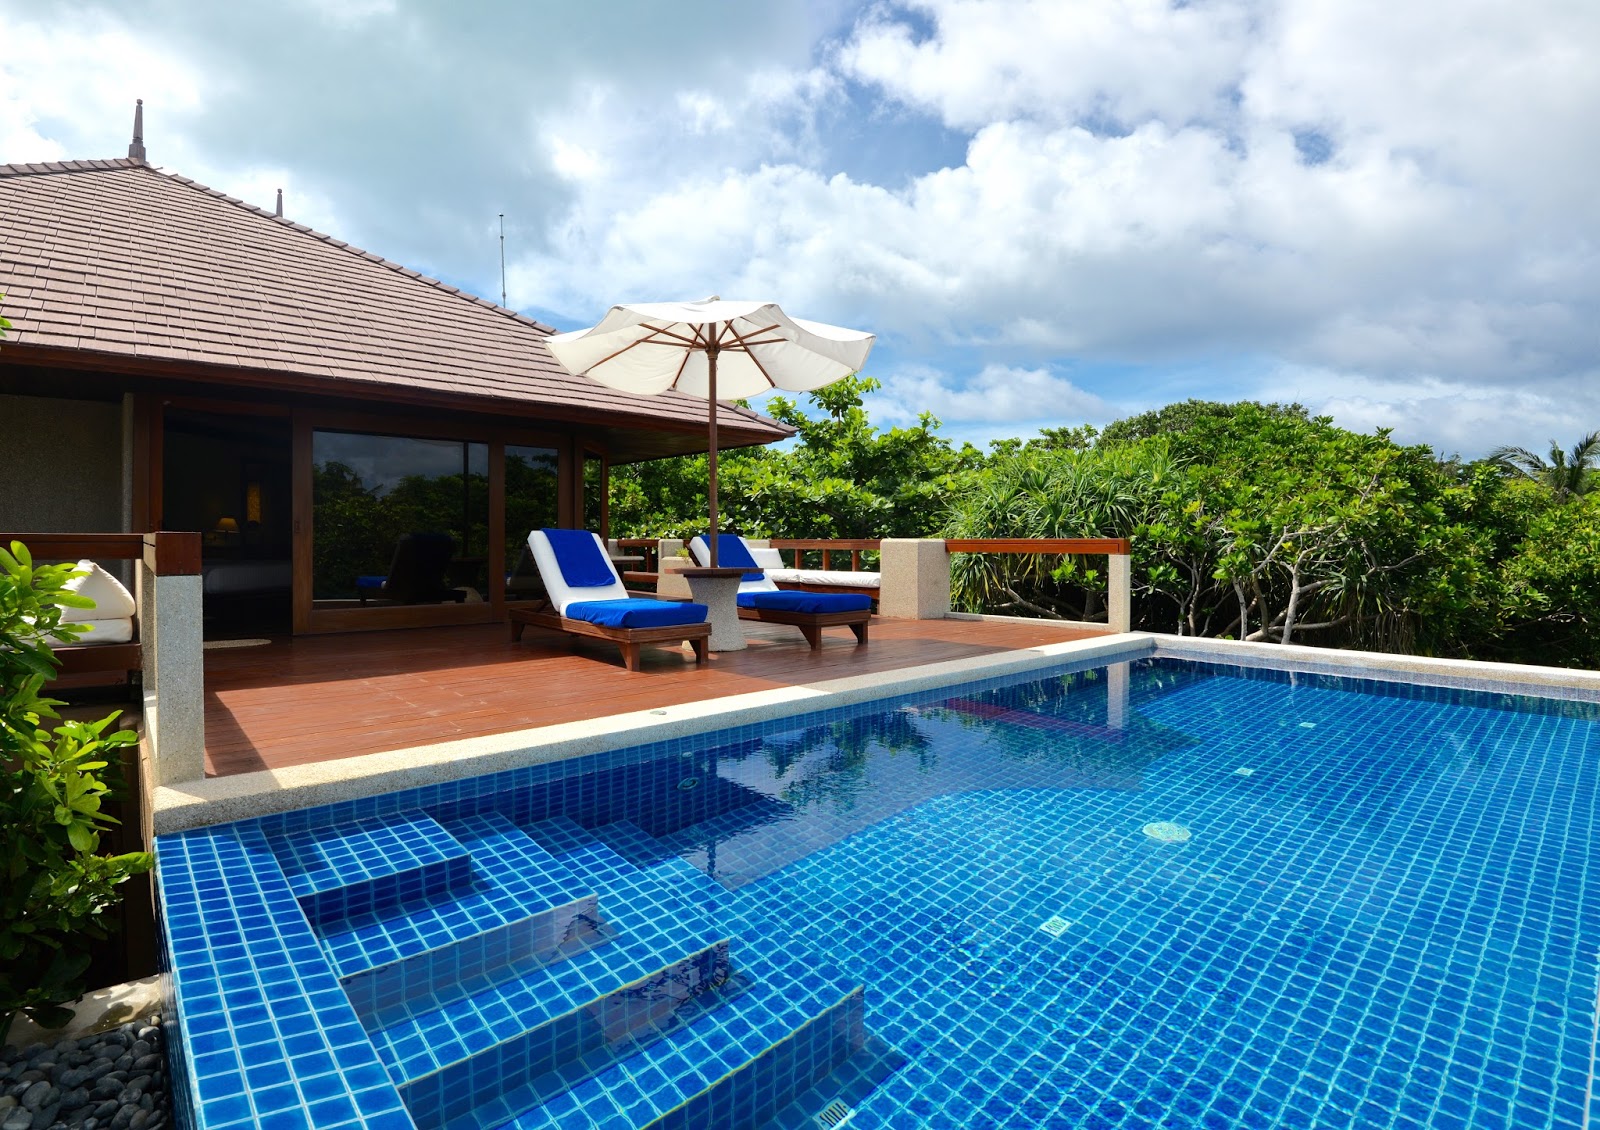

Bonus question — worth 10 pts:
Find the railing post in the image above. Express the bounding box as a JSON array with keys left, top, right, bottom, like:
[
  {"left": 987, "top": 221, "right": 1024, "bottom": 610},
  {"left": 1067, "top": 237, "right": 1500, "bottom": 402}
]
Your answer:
[
  {"left": 138, "top": 533, "right": 205, "bottom": 785},
  {"left": 1108, "top": 551, "right": 1131, "bottom": 633},
  {"left": 880, "top": 539, "right": 950, "bottom": 620}
]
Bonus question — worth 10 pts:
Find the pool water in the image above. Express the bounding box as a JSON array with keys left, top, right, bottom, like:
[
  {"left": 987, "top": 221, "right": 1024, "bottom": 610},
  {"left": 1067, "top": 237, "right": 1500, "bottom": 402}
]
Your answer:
[{"left": 156, "top": 656, "right": 1600, "bottom": 1129}]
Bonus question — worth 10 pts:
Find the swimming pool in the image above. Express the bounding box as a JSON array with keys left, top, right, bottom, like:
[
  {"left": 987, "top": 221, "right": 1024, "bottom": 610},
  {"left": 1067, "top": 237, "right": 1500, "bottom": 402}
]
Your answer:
[{"left": 155, "top": 652, "right": 1600, "bottom": 1128}]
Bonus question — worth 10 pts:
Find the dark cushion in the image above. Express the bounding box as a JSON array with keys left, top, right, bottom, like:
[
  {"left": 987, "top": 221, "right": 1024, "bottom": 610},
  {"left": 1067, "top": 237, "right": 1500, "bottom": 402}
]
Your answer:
[
  {"left": 542, "top": 528, "right": 617, "bottom": 588},
  {"left": 356, "top": 575, "right": 387, "bottom": 591},
  {"left": 704, "top": 534, "right": 765, "bottom": 582},
  {"left": 565, "top": 599, "right": 709, "bottom": 629},
  {"left": 737, "top": 590, "right": 872, "bottom": 614}
]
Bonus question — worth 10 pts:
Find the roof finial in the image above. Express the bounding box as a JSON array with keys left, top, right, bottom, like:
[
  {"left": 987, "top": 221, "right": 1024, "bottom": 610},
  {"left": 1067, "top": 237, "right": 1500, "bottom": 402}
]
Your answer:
[
  {"left": 275, "top": 188, "right": 283, "bottom": 218},
  {"left": 128, "top": 99, "right": 147, "bottom": 161}
]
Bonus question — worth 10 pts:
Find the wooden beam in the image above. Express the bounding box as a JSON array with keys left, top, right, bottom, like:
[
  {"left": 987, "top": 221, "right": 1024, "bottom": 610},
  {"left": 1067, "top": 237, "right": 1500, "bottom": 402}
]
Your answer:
[
  {"left": 142, "top": 532, "right": 201, "bottom": 576},
  {"left": 944, "top": 538, "right": 1132, "bottom": 555}
]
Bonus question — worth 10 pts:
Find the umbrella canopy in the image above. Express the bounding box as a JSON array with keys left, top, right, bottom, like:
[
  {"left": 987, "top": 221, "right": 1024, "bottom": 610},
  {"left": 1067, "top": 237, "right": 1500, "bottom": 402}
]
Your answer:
[{"left": 546, "top": 298, "right": 875, "bottom": 565}]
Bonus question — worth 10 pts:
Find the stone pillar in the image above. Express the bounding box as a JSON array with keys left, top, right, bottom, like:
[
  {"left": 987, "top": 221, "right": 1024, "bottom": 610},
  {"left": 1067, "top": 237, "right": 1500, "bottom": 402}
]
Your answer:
[
  {"left": 1107, "top": 552, "right": 1132, "bottom": 633},
  {"left": 137, "top": 563, "right": 206, "bottom": 785},
  {"left": 879, "top": 538, "right": 950, "bottom": 620},
  {"left": 655, "top": 538, "right": 691, "bottom": 599}
]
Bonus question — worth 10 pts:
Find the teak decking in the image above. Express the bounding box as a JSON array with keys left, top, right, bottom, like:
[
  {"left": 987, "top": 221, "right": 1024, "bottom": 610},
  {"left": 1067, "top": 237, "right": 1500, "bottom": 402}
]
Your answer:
[{"left": 202, "top": 617, "right": 1108, "bottom": 777}]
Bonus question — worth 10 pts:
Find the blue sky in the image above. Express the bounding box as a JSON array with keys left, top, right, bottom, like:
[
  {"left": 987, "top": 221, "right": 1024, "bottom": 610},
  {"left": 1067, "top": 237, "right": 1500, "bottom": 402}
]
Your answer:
[{"left": 3, "top": 0, "right": 1597, "bottom": 458}]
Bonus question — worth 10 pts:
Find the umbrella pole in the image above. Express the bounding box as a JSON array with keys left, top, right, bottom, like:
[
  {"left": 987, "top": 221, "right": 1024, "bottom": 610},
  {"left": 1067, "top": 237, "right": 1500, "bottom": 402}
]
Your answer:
[{"left": 707, "top": 334, "right": 719, "bottom": 567}]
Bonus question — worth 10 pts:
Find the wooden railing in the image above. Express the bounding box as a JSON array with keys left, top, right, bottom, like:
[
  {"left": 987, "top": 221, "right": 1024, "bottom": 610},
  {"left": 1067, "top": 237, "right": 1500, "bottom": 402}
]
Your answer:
[
  {"left": 944, "top": 538, "right": 1131, "bottom": 556},
  {"left": 2, "top": 531, "right": 202, "bottom": 576},
  {"left": 768, "top": 539, "right": 881, "bottom": 571}
]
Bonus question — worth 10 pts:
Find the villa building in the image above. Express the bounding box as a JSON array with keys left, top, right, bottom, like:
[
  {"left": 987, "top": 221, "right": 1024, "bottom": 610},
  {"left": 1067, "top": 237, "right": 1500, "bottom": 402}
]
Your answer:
[{"left": 0, "top": 127, "right": 790, "bottom": 638}]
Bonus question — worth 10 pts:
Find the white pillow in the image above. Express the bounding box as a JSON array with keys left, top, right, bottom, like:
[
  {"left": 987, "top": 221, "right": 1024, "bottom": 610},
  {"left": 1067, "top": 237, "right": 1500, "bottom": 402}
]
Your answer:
[
  {"left": 71, "top": 617, "right": 135, "bottom": 645},
  {"left": 749, "top": 547, "right": 786, "bottom": 569},
  {"left": 62, "top": 560, "right": 137, "bottom": 621}
]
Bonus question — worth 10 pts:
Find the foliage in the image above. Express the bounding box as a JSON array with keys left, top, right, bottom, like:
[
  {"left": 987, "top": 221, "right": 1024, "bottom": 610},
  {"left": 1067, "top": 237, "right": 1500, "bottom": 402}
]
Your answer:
[
  {"left": 1487, "top": 432, "right": 1600, "bottom": 503},
  {"left": 610, "top": 376, "right": 985, "bottom": 543},
  {"left": 1, "top": 544, "right": 152, "bottom": 1042},
  {"left": 0, "top": 290, "right": 10, "bottom": 341},
  {"left": 610, "top": 382, "right": 1600, "bottom": 668}
]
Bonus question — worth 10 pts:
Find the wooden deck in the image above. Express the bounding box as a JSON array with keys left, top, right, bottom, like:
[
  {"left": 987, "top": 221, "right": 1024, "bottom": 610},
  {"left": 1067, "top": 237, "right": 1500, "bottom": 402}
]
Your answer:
[{"left": 202, "top": 617, "right": 1108, "bottom": 777}]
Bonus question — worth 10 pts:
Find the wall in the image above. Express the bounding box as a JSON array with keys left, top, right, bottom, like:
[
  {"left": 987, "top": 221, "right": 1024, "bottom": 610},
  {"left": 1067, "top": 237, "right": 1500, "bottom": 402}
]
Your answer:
[{"left": 0, "top": 392, "right": 127, "bottom": 532}]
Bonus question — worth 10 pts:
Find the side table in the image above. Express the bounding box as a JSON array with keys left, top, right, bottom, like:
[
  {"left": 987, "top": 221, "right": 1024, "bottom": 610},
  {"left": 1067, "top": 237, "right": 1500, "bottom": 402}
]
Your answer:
[{"left": 680, "top": 567, "right": 749, "bottom": 651}]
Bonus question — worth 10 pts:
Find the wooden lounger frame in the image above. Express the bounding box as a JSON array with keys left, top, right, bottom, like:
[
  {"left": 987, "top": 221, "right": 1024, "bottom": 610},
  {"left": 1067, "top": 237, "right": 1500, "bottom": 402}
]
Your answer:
[
  {"left": 737, "top": 604, "right": 871, "bottom": 650},
  {"left": 509, "top": 605, "right": 710, "bottom": 672}
]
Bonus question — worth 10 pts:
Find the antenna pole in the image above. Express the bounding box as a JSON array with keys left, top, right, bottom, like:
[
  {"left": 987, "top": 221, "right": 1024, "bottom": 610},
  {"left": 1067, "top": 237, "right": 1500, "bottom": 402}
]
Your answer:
[{"left": 498, "top": 214, "right": 507, "bottom": 308}]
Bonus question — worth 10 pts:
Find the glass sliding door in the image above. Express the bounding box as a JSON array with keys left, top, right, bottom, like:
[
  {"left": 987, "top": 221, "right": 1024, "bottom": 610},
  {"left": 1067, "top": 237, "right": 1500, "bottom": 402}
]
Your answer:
[
  {"left": 504, "top": 445, "right": 559, "bottom": 599},
  {"left": 311, "top": 431, "right": 489, "bottom": 606}
]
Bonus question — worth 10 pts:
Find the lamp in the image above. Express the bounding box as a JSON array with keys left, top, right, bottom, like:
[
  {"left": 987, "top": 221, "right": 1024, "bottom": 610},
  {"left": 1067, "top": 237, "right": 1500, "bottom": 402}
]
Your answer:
[{"left": 214, "top": 517, "right": 239, "bottom": 537}]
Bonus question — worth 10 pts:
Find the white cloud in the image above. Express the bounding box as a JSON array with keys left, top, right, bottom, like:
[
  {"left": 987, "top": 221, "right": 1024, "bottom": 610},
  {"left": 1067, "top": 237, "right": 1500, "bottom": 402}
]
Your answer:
[
  {"left": 873, "top": 362, "right": 1114, "bottom": 429},
  {"left": 4, "top": 0, "right": 1598, "bottom": 455}
]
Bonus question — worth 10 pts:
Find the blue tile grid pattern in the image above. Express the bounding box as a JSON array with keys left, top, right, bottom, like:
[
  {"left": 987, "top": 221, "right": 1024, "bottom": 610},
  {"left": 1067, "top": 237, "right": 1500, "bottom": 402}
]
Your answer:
[{"left": 152, "top": 647, "right": 1600, "bottom": 1129}]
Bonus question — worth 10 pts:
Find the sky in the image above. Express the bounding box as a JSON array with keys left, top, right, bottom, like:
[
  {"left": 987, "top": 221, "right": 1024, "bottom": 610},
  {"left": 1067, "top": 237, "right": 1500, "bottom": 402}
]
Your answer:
[{"left": 2, "top": 0, "right": 1597, "bottom": 459}]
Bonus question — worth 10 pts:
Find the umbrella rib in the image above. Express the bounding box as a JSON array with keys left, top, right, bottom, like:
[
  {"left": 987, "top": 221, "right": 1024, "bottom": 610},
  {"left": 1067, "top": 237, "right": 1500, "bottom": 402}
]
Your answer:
[
  {"left": 722, "top": 322, "right": 780, "bottom": 389},
  {"left": 584, "top": 326, "right": 695, "bottom": 371}
]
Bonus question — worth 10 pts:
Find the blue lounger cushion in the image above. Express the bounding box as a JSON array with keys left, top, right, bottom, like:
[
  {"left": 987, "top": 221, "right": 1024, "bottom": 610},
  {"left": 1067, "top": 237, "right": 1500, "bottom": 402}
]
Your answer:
[
  {"left": 565, "top": 599, "right": 709, "bottom": 629},
  {"left": 541, "top": 527, "right": 617, "bottom": 588},
  {"left": 702, "top": 534, "right": 767, "bottom": 582},
  {"left": 737, "top": 590, "right": 872, "bottom": 614}
]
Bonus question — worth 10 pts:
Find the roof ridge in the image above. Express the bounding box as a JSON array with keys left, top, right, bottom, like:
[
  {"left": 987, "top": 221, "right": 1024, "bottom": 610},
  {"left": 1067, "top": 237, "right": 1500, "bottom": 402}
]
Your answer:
[
  {"left": 0, "top": 156, "right": 558, "bottom": 336},
  {"left": 0, "top": 156, "right": 147, "bottom": 177}
]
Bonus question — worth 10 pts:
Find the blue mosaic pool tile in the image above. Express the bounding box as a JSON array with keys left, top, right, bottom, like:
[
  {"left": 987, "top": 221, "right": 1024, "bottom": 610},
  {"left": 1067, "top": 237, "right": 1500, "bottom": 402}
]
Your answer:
[
  {"left": 157, "top": 650, "right": 1600, "bottom": 1128},
  {"left": 648, "top": 985, "right": 865, "bottom": 1130},
  {"left": 316, "top": 812, "right": 595, "bottom": 986},
  {"left": 271, "top": 811, "right": 471, "bottom": 925},
  {"left": 155, "top": 824, "right": 414, "bottom": 1129},
  {"left": 402, "top": 938, "right": 733, "bottom": 1130},
  {"left": 466, "top": 962, "right": 862, "bottom": 1129},
  {"left": 367, "top": 818, "right": 731, "bottom": 1085}
]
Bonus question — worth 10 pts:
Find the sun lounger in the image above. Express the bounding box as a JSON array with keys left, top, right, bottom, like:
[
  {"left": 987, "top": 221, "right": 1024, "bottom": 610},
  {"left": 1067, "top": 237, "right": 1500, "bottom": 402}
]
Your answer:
[
  {"left": 511, "top": 529, "right": 710, "bottom": 671},
  {"left": 689, "top": 535, "right": 871, "bottom": 649}
]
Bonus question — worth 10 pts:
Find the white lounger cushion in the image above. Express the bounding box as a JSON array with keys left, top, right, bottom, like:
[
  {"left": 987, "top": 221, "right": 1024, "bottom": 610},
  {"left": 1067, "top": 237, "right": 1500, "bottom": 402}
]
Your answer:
[
  {"left": 70, "top": 617, "right": 134, "bottom": 645},
  {"left": 765, "top": 569, "right": 880, "bottom": 589},
  {"left": 527, "top": 530, "right": 629, "bottom": 615},
  {"left": 62, "top": 560, "right": 137, "bottom": 621},
  {"left": 741, "top": 545, "right": 879, "bottom": 588}
]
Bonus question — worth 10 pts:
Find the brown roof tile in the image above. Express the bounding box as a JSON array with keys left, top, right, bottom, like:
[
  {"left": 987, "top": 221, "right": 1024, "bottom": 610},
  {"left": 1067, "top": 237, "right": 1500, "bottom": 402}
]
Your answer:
[{"left": 0, "top": 158, "right": 790, "bottom": 446}]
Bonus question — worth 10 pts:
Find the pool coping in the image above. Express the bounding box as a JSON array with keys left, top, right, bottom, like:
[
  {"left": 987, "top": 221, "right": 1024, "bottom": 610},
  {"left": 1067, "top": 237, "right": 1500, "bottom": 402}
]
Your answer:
[
  {"left": 155, "top": 629, "right": 1600, "bottom": 834},
  {"left": 152, "top": 631, "right": 1149, "bottom": 834}
]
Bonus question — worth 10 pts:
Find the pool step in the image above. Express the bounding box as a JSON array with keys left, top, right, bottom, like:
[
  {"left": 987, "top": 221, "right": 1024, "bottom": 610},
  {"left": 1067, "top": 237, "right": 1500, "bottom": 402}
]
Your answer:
[
  {"left": 471, "top": 970, "right": 865, "bottom": 1130},
  {"left": 414, "top": 818, "right": 864, "bottom": 1130},
  {"left": 270, "top": 810, "right": 472, "bottom": 924},
  {"left": 318, "top": 813, "right": 599, "bottom": 1018},
  {"left": 755, "top": 1034, "right": 910, "bottom": 1130},
  {"left": 374, "top": 817, "right": 737, "bottom": 1127},
  {"left": 400, "top": 938, "right": 735, "bottom": 1130}
]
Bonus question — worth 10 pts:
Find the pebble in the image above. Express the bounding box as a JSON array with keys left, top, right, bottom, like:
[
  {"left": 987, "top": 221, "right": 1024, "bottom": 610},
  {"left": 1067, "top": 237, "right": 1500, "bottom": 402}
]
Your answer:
[{"left": 0, "top": 1018, "right": 168, "bottom": 1130}]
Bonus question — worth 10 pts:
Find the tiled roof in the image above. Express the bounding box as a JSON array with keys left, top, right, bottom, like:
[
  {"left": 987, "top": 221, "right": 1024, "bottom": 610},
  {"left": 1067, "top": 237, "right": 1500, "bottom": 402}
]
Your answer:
[{"left": 0, "top": 158, "right": 789, "bottom": 445}]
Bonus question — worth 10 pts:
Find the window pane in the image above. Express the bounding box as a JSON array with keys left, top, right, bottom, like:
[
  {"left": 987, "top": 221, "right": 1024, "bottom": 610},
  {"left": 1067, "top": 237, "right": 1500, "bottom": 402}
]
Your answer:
[
  {"left": 312, "top": 431, "right": 489, "bottom": 604},
  {"left": 505, "top": 446, "right": 560, "bottom": 582},
  {"left": 583, "top": 452, "right": 605, "bottom": 535}
]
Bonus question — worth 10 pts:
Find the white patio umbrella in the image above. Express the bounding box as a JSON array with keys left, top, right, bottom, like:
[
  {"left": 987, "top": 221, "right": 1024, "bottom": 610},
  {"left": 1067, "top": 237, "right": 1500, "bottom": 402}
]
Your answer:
[{"left": 545, "top": 297, "right": 875, "bottom": 566}]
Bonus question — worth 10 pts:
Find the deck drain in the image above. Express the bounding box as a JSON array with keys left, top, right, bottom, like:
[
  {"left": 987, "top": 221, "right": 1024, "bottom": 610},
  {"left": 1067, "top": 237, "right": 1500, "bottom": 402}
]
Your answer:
[
  {"left": 676, "top": 776, "right": 701, "bottom": 791},
  {"left": 1143, "top": 821, "right": 1192, "bottom": 844},
  {"left": 1039, "top": 915, "right": 1072, "bottom": 937},
  {"left": 816, "top": 1099, "right": 855, "bottom": 1128}
]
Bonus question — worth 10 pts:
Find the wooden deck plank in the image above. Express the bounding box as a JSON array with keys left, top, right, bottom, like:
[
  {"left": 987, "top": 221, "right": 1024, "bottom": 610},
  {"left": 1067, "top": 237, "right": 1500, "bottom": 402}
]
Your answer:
[{"left": 202, "top": 618, "right": 1107, "bottom": 778}]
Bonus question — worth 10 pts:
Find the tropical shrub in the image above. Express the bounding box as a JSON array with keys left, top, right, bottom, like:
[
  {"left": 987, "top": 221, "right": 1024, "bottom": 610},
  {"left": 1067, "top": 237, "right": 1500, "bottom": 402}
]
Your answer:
[{"left": 0, "top": 543, "right": 153, "bottom": 1042}]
